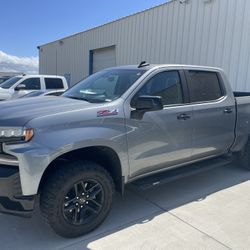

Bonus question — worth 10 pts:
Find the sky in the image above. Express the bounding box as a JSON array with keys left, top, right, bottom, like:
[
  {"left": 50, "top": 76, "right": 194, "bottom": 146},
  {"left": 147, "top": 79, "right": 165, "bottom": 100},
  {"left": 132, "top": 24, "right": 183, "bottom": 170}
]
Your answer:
[{"left": 0, "top": 0, "right": 166, "bottom": 73}]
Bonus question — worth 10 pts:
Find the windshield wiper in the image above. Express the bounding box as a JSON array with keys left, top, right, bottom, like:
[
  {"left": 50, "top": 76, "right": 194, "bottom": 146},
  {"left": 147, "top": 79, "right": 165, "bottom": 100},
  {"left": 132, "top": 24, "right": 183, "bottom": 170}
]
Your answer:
[
  {"left": 65, "top": 96, "right": 91, "bottom": 102},
  {"left": 65, "top": 95, "right": 110, "bottom": 103}
]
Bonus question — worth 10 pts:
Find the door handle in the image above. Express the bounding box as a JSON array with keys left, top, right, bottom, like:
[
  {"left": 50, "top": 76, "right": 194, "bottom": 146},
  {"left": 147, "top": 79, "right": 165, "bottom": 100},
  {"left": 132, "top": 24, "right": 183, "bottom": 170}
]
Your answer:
[
  {"left": 177, "top": 114, "right": 191, "bottom": 120},
  {"left": 224, "top": 108, "right": 233, "bottom": 114}
]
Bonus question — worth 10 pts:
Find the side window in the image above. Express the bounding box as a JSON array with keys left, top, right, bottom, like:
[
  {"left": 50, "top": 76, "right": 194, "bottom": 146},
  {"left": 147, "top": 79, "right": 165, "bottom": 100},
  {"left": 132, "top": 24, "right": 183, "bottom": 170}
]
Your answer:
[
  {"left": 45, "top": 78, "right": 64, "bottom": 89},
  {"left": 187, "top": 71, "right": 223, "bottom": 102},
  {"left": 19, "top": 78, "right": 41, "bottom": 90},
  {"left": 132, "top": 71, "right": 183, "bottom": 107}
]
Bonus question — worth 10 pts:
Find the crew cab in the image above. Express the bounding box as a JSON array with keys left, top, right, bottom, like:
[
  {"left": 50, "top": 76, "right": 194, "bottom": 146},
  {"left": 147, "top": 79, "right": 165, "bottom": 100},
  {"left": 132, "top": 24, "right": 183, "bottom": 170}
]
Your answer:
[
  {"left": 0, "top": 74, "right": 68, "bottom": 101},
  {"left": 0, "top": 63, "right": 249, "bottom": 238}
]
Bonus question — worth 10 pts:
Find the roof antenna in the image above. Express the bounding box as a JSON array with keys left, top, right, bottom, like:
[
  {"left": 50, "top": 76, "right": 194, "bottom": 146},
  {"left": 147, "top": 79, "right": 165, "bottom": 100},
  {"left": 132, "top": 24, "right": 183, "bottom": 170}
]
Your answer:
[{"left": 138, "top": 61, "right": 150, "bottom": 68}]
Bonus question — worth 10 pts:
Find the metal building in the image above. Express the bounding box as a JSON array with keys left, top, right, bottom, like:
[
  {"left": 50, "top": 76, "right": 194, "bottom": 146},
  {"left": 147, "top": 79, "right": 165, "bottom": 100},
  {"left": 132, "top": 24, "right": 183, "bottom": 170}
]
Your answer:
[{"left": 39, "top": 0, "right": 250, "bottom": 90}]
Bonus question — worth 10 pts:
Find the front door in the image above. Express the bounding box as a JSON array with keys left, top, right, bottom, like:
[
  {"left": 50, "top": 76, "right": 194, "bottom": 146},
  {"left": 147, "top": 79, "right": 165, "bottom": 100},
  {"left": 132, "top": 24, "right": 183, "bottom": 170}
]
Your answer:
[
  {"left": 12, "top": 78, "right": 41, "bottom": 99},
  {"left": 125, "top": 69, "right": 193, "bottom": 178}
]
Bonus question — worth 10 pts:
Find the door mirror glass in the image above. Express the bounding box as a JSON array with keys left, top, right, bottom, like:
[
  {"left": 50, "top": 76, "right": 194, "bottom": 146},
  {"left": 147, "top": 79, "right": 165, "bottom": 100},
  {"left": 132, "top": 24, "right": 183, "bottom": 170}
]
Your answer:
[
  {"left": 135, "top": 95, "right": 163, "bottom": 111},
  {"left": 15, "top": 84, "right": 26, "bottom": 91}
]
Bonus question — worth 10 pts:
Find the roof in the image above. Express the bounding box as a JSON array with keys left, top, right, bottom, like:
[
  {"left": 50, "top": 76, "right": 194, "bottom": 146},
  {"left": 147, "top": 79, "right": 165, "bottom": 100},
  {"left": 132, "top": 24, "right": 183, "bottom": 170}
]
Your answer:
[
  {"left": 107, "top": 64, "right": 155, "bottom": 71},
  {"left": 15, "top": 74, "right": 65, "bottom": 78},
  {"left": 107, "top": 64, "right": 222, "bottom": 72},
  {"left": 38, "top": 0, "right": 174, "bottom": 48}
]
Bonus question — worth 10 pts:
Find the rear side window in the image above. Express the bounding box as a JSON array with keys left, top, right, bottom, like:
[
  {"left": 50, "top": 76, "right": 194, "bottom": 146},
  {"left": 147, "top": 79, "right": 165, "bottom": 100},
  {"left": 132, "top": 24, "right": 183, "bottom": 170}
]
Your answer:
[
  {"left": 187, "top": 71, "right": 223, "bottom": 102},
  {"left": 45, "top": 78, "right": 64, "bottom": 89}
]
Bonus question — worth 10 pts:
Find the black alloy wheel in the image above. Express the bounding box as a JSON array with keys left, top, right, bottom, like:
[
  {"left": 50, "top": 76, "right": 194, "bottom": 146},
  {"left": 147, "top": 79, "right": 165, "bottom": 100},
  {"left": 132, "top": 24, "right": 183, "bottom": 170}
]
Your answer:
[
  {"left": 63, "top": 179, "right": 104, "bottom": 225},
  {"left": 40, "top": 161, "right": 114, "bottom": 238}
]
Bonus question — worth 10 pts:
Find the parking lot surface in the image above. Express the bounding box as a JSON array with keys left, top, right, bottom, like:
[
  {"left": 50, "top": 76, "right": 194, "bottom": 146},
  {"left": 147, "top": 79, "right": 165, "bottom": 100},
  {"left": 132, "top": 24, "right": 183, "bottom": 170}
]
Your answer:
[{"left": 0, "top": 164, "right": 249, "bottom": 250}]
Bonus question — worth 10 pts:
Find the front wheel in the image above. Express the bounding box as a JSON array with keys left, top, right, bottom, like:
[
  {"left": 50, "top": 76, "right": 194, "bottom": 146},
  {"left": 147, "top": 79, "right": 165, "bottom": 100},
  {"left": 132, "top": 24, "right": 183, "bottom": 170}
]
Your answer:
[{"left": 40, "top": 161, "right": 114, "bottom": 238}]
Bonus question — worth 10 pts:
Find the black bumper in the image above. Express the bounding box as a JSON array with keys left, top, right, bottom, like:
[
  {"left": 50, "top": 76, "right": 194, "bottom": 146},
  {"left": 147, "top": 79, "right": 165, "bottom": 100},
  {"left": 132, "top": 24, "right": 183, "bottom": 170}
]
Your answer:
[{"left": 0, "top": 164, "right": 35, "bottom": 217}]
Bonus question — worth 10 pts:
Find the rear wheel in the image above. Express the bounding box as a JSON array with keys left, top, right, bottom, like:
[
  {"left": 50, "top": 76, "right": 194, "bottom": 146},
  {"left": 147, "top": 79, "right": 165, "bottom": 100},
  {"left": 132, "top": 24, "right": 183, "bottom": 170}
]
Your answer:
[
  {"left": 238, "top": 141, "right": 250, "bottom": 170},
  {"left": 40, "top": 161, "right": 114, "bottom": 238}
]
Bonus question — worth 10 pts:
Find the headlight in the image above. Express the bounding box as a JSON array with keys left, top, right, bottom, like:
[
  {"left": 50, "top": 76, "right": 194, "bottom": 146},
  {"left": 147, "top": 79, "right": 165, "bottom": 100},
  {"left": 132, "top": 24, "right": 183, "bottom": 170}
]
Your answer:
[{"left": 0, "top": 127, "right": 34, "bottom": 143}]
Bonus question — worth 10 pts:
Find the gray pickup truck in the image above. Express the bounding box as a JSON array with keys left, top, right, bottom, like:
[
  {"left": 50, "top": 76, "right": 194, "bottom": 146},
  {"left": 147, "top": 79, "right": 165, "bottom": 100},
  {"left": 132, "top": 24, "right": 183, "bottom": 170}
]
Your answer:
[{"left": 0, "top": 63, "right": 250, "bottom": 238}]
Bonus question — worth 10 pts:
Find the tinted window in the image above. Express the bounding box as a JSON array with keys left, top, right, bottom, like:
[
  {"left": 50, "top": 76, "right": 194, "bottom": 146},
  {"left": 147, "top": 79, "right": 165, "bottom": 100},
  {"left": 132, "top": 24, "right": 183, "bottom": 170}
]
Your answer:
[
  {"left": 0, "top": 77, "right": 11, "bottom": 84},
  {"left": 18, "top": 78, "right": 41, "bottom": 90},
  {"left": 187, "top": 71, "right": 223, "bottom": 102},
  {"left": 45, "top": 78, "right": 64, "bottom": 89},
  {"left": 0, "top": 76, "right": 21, "bottom": 89},
  {"left": 132, "top": 71, "right": 183, "bottom": 107}
]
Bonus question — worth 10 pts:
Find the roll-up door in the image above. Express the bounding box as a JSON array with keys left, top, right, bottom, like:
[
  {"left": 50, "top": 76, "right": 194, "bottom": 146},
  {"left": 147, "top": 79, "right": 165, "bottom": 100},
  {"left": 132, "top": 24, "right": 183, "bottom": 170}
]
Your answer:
[{"left": 92, "top": 46, "right": 116, "bottom": 74}]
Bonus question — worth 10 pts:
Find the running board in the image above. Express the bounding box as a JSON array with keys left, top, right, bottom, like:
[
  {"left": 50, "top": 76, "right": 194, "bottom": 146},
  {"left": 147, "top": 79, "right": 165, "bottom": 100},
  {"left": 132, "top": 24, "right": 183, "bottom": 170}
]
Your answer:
[{"left": 130, "top": 157, "right": 232, "bottom": 190}]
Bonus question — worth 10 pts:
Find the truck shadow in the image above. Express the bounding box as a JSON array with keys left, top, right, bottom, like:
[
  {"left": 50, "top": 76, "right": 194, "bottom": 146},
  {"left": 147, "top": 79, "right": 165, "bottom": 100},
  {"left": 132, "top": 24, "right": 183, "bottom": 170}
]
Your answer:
[{"left": 0, "top": 164, "right": 249, "bottom": 250}]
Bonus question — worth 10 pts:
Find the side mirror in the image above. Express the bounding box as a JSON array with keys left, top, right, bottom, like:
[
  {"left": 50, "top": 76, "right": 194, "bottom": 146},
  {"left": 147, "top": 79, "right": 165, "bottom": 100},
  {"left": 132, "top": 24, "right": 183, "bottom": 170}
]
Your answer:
[
  {"left": 135, "top": 95, "right": 163, "bottom": 111},
  {"left": 15, "top": 84, "right": 26, "bottom": 91}
]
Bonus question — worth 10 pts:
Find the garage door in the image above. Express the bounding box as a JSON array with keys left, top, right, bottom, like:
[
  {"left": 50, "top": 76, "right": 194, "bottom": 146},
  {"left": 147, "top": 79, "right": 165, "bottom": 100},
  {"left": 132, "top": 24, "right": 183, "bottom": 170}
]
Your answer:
[{"left": 92, "top": 46, "right": 116, "bottom": 74}]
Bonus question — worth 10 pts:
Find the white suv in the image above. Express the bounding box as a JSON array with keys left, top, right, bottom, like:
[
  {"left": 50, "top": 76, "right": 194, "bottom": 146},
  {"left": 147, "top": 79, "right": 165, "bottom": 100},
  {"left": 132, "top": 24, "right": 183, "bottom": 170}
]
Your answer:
[{"left": 0, "top": 75, "right": 68, "bottom": 101}]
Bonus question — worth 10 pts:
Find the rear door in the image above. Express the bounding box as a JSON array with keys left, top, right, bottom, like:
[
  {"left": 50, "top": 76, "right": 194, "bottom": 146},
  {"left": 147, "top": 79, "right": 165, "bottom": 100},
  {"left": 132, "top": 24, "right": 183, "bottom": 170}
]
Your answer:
[
  {"left": 125, "top": 69, "right": 193, "bottom": 178},
  {"left": 185, "top": 70, "right": 236, "bottom": 159}
]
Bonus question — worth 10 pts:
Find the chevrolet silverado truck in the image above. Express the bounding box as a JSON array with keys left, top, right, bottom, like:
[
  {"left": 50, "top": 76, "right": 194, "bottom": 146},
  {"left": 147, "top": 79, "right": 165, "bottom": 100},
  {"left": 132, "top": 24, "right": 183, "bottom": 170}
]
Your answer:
[{"left": 0, "top": 63, "right": 250, "bottom": 238}]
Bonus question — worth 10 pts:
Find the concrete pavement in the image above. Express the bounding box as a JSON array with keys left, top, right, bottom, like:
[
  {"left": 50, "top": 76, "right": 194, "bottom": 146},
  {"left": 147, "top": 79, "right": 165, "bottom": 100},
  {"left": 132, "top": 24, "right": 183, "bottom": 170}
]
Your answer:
[{"left": 0, "top": 164, "right": 249, "bottom": 250}]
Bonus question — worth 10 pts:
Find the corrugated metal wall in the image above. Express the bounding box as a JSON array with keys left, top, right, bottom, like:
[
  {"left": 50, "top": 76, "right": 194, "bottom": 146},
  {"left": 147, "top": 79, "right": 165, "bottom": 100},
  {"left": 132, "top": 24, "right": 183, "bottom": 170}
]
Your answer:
[{"left": 39, "top": 0, "right": 250, "bottom": 90}]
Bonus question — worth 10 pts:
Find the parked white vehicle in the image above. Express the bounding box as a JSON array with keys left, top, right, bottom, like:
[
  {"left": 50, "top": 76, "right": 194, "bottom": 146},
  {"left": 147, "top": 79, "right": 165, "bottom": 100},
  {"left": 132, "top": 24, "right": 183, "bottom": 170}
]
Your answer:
[
  {"left": 20, "top": 89, "right": 65, "bottom": 98},
  {"left": 0, "top": 75, "right": 68, "bottom": 101}
]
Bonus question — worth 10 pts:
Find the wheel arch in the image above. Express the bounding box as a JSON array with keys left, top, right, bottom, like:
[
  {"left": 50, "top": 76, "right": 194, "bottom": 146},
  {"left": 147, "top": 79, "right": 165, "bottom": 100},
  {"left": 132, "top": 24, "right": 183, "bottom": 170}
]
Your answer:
[{"left": 38, "top": 146, "right": 124, "bottom": 195}]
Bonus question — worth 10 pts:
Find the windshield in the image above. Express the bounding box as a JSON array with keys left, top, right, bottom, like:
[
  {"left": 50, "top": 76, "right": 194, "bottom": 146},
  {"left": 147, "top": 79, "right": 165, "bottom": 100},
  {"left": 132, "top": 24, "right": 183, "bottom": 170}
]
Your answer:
[
  {"left": 0, "top": 76, "right": 21, "bottom": 89},
  {"left": 63, "top": 69, "right": 146, "bottom": 103},
  {"left": 0, "top": 77, "right": 11, "bottom": 84}
]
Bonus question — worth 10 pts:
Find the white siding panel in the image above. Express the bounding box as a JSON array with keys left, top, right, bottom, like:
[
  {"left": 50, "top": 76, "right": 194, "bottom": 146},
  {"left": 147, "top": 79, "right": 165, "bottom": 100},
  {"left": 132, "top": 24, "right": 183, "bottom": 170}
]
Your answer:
[{"left": 40, "top": 0, "right": 250, "bottom": 90}]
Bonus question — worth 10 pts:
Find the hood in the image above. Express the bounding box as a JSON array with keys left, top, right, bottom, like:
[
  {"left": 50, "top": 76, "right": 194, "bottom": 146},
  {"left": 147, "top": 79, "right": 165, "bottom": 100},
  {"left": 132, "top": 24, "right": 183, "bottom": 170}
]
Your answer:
[
  {"left": 0, "top": 87, "right": 13, "bottom": 100},
  {"left": 0, "top": 96, "right": 96, "bottom": 127}
]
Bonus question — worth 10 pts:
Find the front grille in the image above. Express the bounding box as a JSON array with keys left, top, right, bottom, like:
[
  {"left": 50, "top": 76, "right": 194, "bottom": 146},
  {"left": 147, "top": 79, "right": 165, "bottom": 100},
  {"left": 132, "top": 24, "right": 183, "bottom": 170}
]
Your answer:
[
  {"left": 0, "top": 137, "right": 24, "bottom": 143},
  {"left": 0, "top": 147, "right": 19, "bottom": 166},
  {"left": 0, "top": 143, "right": 17, "bottom": 160}
]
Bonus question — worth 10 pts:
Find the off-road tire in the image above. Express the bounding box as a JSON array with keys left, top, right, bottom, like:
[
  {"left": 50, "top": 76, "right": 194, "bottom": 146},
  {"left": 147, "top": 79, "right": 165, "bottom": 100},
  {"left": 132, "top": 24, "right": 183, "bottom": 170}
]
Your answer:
[
  {"left": 238, "top": 141, "right": 250, "bottom": 170},
  {"left": 40, "top": 161, "right": 114, "bottom": 238}
]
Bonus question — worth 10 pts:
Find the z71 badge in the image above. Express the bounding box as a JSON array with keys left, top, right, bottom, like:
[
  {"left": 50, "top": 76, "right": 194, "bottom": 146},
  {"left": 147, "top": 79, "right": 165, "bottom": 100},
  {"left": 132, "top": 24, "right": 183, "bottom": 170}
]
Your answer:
[{"left": 97, "top": 109, "right": 119, "bottom": 117}]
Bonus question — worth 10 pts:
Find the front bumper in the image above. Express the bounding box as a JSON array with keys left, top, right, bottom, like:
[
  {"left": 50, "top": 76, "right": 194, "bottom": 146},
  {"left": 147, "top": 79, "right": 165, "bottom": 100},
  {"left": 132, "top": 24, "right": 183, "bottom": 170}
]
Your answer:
[{"left": 0, "top": 164, "right": 35, "bottom": 217}]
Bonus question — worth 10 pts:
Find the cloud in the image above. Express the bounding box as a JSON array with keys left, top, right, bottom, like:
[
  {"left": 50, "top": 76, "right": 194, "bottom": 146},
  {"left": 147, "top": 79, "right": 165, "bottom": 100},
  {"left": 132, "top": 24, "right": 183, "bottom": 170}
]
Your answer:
[{"left": 0, "top": 50, "right": 38, "bottom": 74}]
